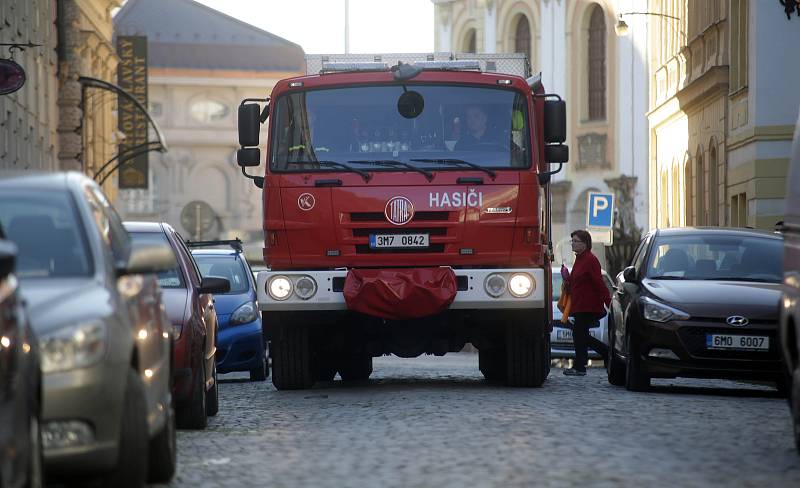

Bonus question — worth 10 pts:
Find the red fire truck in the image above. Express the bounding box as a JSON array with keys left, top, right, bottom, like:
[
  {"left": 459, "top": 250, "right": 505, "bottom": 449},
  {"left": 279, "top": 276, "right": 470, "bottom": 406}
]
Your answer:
[{"left": 236, "top": 53, "right": 568, "bottom": 390}]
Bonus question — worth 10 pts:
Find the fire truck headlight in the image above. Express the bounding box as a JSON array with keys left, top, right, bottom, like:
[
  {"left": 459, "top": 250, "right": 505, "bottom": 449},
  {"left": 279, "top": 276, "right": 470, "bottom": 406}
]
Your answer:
[
  {"left": 484, "top": 274, "right": 507, "bottom": 298},
  {"left": 268, "top": 276, "right": 292, "bottom": 300},
  {"left": 294, "top": 276, "right": 317, "bottom": 300},
  {"left": 508, "top": 273, "right": 534, "bottom": 298}
]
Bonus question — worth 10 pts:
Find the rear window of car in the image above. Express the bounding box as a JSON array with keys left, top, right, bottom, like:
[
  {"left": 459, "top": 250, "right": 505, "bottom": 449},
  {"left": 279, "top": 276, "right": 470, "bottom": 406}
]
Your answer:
[
  {"left": 128, "top": 231, "right": 184, "bottom": 288},
  {"left": 0, "top": 190, "right": 93, "bottom": 278},
  {"left": 646, "top": 234, "right": 783, "bottom": 282},
  {"left": 194, "top": 254, "right": 250, "bottom": 295}
]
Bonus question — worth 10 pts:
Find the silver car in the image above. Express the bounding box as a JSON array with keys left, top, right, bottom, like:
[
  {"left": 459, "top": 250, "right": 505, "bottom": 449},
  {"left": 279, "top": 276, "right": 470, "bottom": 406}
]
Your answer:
[
  {"left": 550, "top": 266, "right": 614, "bottom": 360},
  {"left": 0, "top": 172, "right": 177, "bottom": 487}
]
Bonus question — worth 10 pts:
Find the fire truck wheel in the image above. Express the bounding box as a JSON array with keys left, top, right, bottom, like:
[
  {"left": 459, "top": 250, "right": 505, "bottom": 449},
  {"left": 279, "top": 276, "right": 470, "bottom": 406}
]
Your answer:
[
  {"left": 272, "top": 324, "right": 314, "bottom": 390},
  {"left": 338, "top": 355, "right": 373, "bottom": 381},
  {"left": 314, "top": 352, "right": 337, "bottom": 382},
  {"left": 505, "top": 325, "right": 546, "bottom": 387},
  {"left": 478, "top": 348, "right": 506, "bottom": 381}
]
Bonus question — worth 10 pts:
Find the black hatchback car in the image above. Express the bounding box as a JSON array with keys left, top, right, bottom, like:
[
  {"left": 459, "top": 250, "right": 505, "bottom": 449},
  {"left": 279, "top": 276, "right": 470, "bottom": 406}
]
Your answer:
[{"left": 606, "top": 227, "right": 784, "bottom": 392}]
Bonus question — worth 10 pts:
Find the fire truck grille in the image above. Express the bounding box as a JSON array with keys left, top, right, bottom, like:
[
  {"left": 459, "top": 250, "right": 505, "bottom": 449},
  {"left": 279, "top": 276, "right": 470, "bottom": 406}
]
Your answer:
[
  {"left": 349, "top": 211, "right": 450, "bottom": 222},
  {"left": 352, "top": 227, "right": 447, "bottom": 237},
  {"left": 355, "top": 244, "right": 446, "bottom": 254}
]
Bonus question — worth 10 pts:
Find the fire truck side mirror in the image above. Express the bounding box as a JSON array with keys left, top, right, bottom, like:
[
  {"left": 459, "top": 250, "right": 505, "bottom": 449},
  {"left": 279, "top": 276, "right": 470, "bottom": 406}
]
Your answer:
[
  {"left": 543, "top": 100, "right": 566, "bottom": 144},
  {"left": 545, "top": 144, "right": 569, "bottom": 164},
  {"left": 238, "top": 103, "right": 262, "bottom": 147},
  {"left": 237, "top": 148, "right": 261, "bottom": 167}
]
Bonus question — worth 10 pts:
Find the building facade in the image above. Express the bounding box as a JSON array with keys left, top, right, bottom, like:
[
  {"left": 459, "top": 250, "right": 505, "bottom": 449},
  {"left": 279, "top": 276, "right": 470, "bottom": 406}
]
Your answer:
[
  {"left": 114, "top": 0, "right": 304, "bottom": 257},
  {"left": 0, "top": 0, "right": 123, "bottom": 200},
  {"left": 433, "top": 0, "right": 650, "bottom": 268},
  {"left": 648, "top": 0, "right": 800, "bottom": 230}
]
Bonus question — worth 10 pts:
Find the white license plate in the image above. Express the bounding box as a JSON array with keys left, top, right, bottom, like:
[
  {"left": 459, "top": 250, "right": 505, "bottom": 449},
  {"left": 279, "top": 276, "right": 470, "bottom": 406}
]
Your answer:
[
  {"left": 369, "top": 233, "right": 429, "bottom": 249},
  {"left": 556, "top": 329, "right": 573, "bottom": 342},
  {"left": 706, "top": 334, "right": 769, "bottom": 351}
]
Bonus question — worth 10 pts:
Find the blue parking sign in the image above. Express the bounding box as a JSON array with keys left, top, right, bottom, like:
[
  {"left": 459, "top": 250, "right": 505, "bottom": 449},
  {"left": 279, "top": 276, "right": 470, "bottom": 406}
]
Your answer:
[{"left": 587, "top": 192, "right": 614, "bottom": 228}]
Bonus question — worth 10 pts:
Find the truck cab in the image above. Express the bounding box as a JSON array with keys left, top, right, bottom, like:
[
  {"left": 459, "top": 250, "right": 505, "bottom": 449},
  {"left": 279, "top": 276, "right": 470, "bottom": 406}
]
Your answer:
[{"left": 236, "top": 53, "right": 568, "bottom": 390}]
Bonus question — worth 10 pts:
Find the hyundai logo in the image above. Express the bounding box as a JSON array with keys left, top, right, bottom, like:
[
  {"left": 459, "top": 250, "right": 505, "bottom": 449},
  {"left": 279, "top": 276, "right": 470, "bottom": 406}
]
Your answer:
[
  {"left": 726, "top": 315, "right": 749, "bottom": 327},
  {"left": 385, "top": 196, "right": 414, "bottom": 226}
]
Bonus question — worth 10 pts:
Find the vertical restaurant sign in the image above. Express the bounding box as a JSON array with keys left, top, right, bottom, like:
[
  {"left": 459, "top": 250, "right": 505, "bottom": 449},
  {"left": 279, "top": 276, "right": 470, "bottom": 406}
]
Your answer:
[{"left": 117, "top": 36, "right": 148, "bottom": 189}]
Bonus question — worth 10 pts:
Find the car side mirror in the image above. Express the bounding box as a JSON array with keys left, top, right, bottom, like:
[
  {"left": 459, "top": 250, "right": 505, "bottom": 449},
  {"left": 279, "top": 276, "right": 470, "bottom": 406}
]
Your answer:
[
  {"left": 238, "top": 103, "right": 262, "bottom": 148},
  {"left": 199, "top": 276, "right": 230, "bottom": 294},
  {"left": 0, "top": 240, "right": 17, "bottom": 279},
  {"left": 237, "top": 147, "right": 261, "bottom": 167},
  {"left": 622, "top": 266, "right": 638, "bottom": 283},
  {"left": 119, "top": 241, "right": 177, "bottom": 276}
]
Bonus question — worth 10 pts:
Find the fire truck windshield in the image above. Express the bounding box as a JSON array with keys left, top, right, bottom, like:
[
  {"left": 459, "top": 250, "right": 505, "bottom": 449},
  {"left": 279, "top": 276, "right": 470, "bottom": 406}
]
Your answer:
[{"left": 270, "top": 84, "right": 531, "bottom": 173}]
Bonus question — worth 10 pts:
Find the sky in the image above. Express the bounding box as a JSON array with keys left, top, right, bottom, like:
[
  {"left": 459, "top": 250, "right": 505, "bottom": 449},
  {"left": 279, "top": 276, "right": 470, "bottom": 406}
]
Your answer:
[{"left": 193, "top": 0, "right": 435, "bottom": 54}]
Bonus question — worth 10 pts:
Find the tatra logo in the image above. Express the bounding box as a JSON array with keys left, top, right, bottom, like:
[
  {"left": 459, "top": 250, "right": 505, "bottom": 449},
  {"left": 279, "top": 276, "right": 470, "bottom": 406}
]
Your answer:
[
  {"left": 486, "top": 207, "right": 512, "bottom": 214},
  {"left": 298, "top": 193, "right": 315, "bottom": 211},
  {"left": 726, "top": 316, "right": 749, "bottom": 327},
  {"left": 385, "top": 196, "right": 414, "bottom": 226}
]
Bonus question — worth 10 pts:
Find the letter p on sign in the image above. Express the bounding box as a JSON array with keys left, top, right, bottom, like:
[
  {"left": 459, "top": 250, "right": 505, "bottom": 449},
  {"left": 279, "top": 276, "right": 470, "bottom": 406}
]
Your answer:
[{"left": 586, "top": 192, "right": 614, "bottom": 229}]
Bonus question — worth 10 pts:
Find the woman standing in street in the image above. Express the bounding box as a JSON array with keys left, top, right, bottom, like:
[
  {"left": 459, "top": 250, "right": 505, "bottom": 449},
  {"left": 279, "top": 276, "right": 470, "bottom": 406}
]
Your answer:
[{"left": 563, "top": 229, "right": 611, "bottom": 376}]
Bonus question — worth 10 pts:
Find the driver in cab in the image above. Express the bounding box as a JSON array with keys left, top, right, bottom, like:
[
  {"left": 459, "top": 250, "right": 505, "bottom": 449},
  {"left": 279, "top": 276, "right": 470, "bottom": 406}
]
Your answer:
[{"left": 455, "top": 104, "right": 491, "bottom": 151}]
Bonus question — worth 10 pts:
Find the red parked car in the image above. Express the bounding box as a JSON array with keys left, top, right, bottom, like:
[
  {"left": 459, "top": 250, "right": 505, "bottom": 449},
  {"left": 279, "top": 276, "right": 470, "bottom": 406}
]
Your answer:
[{"left": 124, "top": 222, "right": 229, "bottom": 429}]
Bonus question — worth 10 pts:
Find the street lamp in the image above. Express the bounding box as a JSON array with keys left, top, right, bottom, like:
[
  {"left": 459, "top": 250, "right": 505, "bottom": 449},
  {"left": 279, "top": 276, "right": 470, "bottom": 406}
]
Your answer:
[{"left": 615, "top": 11, "right": 683, "bottom": 38}]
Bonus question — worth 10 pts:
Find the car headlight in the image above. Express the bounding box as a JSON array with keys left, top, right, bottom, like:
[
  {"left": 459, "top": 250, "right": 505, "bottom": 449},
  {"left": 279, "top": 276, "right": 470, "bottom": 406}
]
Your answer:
[
  {"left": 641, "top": 296, "right": 690, "bottom": 323},
  {"left": 40, "top": 321, "right": 106, "bottom": 374},
  {"left": 230, "top": 301, "right": 258, "bottom": 326},
  {"left": 508, "top": 273, "right": 534, "bottom": 298},
  {"left": 484, "top": 274, "right": 507, "bottom": 298},
  {"left": 268, "top": 276, "right": 292, "bottom": 300},
  {"left": 294, "top": 276, "right": 317, "bottom": 300}
]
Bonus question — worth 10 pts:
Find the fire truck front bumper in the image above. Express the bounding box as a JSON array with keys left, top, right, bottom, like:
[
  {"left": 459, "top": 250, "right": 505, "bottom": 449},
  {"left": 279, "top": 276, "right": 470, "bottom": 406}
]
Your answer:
[{"left": 256, "top": 268, "right": 546, "bottom": 311}]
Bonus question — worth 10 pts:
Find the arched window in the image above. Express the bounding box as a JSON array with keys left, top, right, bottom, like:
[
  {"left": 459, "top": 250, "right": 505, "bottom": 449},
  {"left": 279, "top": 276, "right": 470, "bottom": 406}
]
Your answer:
[
  {"left": 695, "top": 148, "right": 705, "bottom": 226},
  {"left": 465, "top": 29, "right": 477, "bottom": 53},
  {"left": 684, "top": 156, "right": 693, "bottom": 226},
  {"left": 708, "top": 142, "right": 718, "bottom": 225},
  {"left": 514, "top": 15, "right": 531, "bottom": 63},
  {"left": 587, "top": 5, "right": 606, "bottom": 121}
]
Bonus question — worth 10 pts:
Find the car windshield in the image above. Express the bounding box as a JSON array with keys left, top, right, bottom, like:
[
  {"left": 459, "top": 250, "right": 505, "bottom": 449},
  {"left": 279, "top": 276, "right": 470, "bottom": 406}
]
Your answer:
[
  {"left": 270, "top": 84, "right": 530, "bottom": 171},
  {"left": 194, "top": 255, "right": 250, "bottom": 294},
  {"left": 645, "top": 234, "right": 783, "bottom": 282},
  {"left": 552, "top": 271, "right": 564, "bottom": 301},
  {"left": 128, "top": 231, "right": 184, "bottom": 288},
  {"left": 0, "top": 190, "right": 93, "bottom": 278}
]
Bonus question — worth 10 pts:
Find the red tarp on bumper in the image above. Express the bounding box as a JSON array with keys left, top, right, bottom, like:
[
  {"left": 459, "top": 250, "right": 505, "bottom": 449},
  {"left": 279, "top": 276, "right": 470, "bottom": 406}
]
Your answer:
[{"left": 343, "top": 268, "right": 457, "bottom": 320}]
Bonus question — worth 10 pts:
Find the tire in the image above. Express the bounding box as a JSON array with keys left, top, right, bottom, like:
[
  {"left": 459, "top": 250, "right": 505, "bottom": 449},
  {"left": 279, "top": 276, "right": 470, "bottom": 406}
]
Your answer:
[
  {"left": 250, "top": 354, "right": 268, "bottom": 382},
  {"left": 206, "top": 362, "right": 219, "bottom": 417},
  {"left": 25, "top": 411, "right": 43, "bottom": 488},
  {"left": 505, "top": 324, "right": 546, "bottom": 387},
  {"left": 314, "top": 352, "right": 337, "bottom": 382},
  {"left": 100, "top": 369, "right": 149, "bottom": 488},
  {"left": 272, "top": 325, "right": 314, "bottom": 390},
  {"left": 147, "top": 400, "right": 176, "bottom": 483},
  {"left": 178, "top": 362, "right": 207, "bottom": 430},
  {"left": 338, "top": 355, "right": 373, "bottom": 381},
  {"left": 791, "top": 367, "right": 800, "bottom": 453},
  {"left": 479, "top": 348, "right": 505, "bottom": 381},
  {"left": 624, "top": 332, "right": 650, "bottom": 392},
  {"left": 606, "top": 321, "right": 626, "bottom": 386}
]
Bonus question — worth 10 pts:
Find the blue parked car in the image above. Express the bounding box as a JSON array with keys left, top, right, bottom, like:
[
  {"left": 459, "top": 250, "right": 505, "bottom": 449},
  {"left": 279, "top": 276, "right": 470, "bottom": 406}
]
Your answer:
[{"left": 189, "top": 240, "right": 267, "bottom": 382}]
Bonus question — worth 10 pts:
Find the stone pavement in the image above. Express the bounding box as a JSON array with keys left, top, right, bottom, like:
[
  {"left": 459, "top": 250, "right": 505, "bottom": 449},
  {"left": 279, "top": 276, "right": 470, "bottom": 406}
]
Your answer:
[{"left": 151, "top": 353, "right": 800, "bottom": 488}]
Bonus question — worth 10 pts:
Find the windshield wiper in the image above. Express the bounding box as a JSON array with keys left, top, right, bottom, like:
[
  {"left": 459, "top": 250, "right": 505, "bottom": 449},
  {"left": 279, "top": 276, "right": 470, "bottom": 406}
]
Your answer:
[
  {"left": 285, "top": 160, "right": 371, "bottom": 182},
  {"left": 410, "top": 158, "right": 496, "bottom": 179},
  {"left": 348, "top": 159, "right": 434, "bottom": 181},
  {"left": 648, "top": 275, "right": 687, "bottom": 280},
  {"left": 711, "top": 277, "right": 779, "bottom": 283}
]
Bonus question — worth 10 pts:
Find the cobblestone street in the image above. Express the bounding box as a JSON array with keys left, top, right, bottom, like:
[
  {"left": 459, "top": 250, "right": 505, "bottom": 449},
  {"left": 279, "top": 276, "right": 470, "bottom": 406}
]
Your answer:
[{"left": 152, "top": 353, "right": 800, "bottom": 488}]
